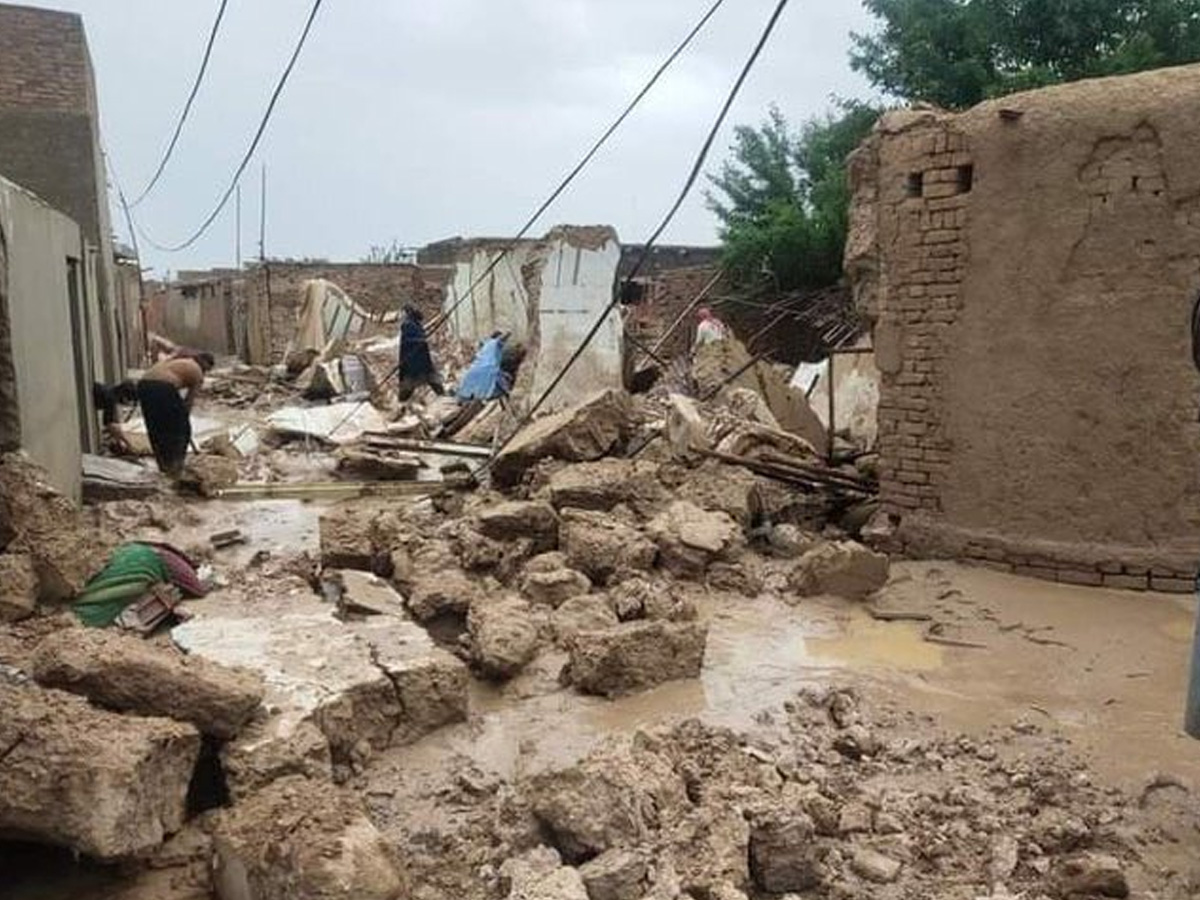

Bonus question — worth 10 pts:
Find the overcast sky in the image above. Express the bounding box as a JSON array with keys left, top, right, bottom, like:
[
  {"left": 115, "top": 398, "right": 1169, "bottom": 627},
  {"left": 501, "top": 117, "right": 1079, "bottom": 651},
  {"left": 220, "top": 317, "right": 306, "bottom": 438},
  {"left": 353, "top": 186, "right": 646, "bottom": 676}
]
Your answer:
[{"left": 31, "top": 0, "right": 877, "bottom": 275}]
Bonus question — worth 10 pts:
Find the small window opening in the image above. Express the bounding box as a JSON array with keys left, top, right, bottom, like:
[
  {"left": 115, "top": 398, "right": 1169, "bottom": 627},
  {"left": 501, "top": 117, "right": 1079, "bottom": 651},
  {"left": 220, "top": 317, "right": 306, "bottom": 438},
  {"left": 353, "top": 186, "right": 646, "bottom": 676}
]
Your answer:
[
  {"left": 956, "top": 164, "right": 974, "bottom": 194},
  {"left": 906, "top": 172, "right": 924, "bottom": 198}
]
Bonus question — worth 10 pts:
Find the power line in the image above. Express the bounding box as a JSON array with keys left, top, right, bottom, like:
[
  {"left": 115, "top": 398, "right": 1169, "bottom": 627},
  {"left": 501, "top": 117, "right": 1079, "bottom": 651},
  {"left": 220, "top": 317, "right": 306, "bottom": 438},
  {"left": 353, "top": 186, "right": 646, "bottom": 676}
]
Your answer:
[
  {"left": 431, "top": 0, "right": 727, "bottom": 336},
  {"left": 130, "top": 0, "right": 230, "bottom": 207},
  {"left": 138, "top": 0, "right": 325, "bottom": 253},
  {"left": 499, "top": 0, "right": 794, "bottom": 444}
]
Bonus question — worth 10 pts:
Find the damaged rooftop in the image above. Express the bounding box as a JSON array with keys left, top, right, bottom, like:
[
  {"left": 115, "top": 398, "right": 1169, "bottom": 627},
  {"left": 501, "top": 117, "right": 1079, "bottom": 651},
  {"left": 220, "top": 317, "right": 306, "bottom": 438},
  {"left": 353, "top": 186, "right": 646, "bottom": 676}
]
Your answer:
[{"left": 3, "top": 2, "right": 1200, "bottom": 900}]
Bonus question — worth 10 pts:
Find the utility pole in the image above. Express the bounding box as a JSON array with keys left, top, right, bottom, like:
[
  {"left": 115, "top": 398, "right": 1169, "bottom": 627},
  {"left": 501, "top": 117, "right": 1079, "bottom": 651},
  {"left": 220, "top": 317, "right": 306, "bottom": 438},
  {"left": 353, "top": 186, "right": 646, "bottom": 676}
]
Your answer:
[
  {"left": 235, "top": 182, "right": 242, "bottom": 271},
  {"left": 258, "top": 163, "right": 267, "bottom": 262}
]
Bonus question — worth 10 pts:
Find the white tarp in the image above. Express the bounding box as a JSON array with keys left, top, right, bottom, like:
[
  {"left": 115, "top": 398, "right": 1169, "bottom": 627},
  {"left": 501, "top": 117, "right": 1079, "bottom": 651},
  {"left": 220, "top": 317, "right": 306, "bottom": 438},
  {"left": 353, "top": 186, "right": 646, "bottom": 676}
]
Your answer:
[{"left": 266, "top": 402, "right": 389, "bottom": 446}]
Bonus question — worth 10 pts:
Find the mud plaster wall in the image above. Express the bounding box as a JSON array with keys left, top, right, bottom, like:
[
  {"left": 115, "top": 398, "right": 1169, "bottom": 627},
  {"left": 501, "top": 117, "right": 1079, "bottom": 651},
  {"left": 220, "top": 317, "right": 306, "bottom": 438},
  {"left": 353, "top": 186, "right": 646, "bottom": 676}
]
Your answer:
[
  {"left": 0, "top": 176, "right": 95, "bottom": 500},
  {"left": 848, "top": 64, "right": 1200, "bottom": 591}
]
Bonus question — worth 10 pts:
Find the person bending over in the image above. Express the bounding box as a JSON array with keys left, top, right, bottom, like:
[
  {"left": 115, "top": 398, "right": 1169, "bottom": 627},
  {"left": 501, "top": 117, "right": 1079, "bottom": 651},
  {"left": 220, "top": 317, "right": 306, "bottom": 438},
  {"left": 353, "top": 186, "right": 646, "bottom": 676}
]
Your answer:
[{"left": 136, "top": 352, "right": 213, "bottom": 476}]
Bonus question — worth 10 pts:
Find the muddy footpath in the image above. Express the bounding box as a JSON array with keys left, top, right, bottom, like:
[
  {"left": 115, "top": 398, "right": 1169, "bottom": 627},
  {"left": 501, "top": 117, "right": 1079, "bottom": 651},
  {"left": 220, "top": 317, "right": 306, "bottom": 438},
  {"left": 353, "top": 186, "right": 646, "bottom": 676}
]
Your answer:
[{"left": 1, "top": 369, "right": 1199, "bottom": 900}]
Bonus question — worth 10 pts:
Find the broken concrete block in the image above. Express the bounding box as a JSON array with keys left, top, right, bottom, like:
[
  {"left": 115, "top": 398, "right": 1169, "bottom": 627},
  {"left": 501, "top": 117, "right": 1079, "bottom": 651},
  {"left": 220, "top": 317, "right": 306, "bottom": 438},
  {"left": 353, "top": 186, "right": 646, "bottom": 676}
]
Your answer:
[
  {"left": 561, "top": 620, "right": 708, "bottom": 697},
  {"left": 172, "top": 594, "right": 467, "bottom": 765},
  {"left": 0, "top": 682, "right": 200, "bottom": 860},
  {"left": 32, "top": 628, "right": 264, "bottom": 740},
  {"left": 546, "top": 458, "right": 666, "bottom": 515},
  {"left": 492, "top": 389, "right": 632, "bottom": 488},
  {"left": 607, "top": 575, "right": 698, "bottom": 623},
  {"left": 0, "top": 451, "right": 112, "bottom": 601},
  {"left": 468, "top": 594, "right": 541, "bottom": 680},
  {"left": 673, "top": 461, "right": 760, "bottom": 528},
  {"left": 519, "top": 553, "right": 593, "bottom": 608},
  {"left": 527, "top": 745, "right": 687, "bottom": 862},
  {"left": 579, "top": 849, "right": 649, "bottom": 900},
  {"left": 329, "top": 569, "right": 409, "bottom": 619},
  {"left": 646, "top": 501, "right": 742, "bottom": 578},
  {"left": 212, "top": 776, "right": 405, "bottom": 900},
  {"left": 500, "top": 846, "right": 588, "bottom": 900},
  {"left": 475, "top": 500, "right": 560, "bottom": 552},
  {"left": 789, "top": 540, "right": 890, "bottom": 600},
  {"left": 551, "top": 594, "right": 618, "bottom": 645},
  {"left": 221, "top": 719, "right": 333, "bottom": 801},
  {"left": 1055, "top": 852, "right": 1129, "bottom": 898},
  {"left": 748, "top": 810, "right": 822, "bottom": 893},
  {"left": 560, "top": 510, "right": 656, "bottom": 584},
  {"left": 0, "top": 551, "right": 37, "bottom": 622}
]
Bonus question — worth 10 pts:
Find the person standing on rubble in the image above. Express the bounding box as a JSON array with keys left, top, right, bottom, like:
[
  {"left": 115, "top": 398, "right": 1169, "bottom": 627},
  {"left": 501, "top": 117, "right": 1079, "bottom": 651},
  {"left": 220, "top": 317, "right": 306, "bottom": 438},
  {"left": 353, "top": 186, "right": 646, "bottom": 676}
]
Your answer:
[
  {"left": 695, "top": 307, "right": 730, "bottom": 346},
  {"left": 397, "top": 305, "right": 445, "bottom": 400},
  {"left": 135, "top": 352, "right": 214, "bottom": 477}
]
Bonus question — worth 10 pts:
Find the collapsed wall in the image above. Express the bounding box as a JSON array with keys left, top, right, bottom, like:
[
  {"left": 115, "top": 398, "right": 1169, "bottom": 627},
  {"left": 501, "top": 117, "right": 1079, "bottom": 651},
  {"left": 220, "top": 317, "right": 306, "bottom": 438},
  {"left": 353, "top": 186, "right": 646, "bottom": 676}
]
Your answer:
[
  {"left": 441, "top": 226, "right": 624, "bottom": 411},
  {"left": 846, "top": 63, "right": 1200, "bottom": 589}
]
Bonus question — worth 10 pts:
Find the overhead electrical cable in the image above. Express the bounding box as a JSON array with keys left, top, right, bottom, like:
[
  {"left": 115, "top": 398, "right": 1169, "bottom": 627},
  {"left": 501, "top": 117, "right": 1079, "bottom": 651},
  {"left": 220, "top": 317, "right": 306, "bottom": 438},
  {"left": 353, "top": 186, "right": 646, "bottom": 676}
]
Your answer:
[
  {"left": 494, "top": 0, "right": 794, "bottom": 448},
  {"left": 137, "top": 0, "right": 326, "bottom": 253},
  {"left": 130, "top": 0, "right": 231, "bottom": 207},
  {"left": 430, "top": 0, "right": 727, "bottom": 336}
]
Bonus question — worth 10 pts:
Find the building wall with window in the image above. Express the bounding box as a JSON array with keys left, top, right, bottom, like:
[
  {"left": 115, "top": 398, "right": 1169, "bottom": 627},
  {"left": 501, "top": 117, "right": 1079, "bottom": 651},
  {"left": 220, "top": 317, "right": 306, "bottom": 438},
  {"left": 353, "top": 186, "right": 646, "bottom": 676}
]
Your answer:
[
  {"left": 846, "top": 63, "right": 1200, "bottom": 589},
  {"left": 0, "top": 175, "right": 102, "bottom": 500}
]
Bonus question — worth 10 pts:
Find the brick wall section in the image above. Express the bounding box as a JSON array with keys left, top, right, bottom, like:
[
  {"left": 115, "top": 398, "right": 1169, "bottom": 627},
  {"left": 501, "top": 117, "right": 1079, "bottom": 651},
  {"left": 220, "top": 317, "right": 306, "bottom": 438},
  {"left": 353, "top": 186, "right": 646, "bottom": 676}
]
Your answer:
[
  {"left": 0, "top": 5, "right": 89, "bottom": 113},
  {"left": 875, "top": 129, "right": 971, "bottom": 525}
]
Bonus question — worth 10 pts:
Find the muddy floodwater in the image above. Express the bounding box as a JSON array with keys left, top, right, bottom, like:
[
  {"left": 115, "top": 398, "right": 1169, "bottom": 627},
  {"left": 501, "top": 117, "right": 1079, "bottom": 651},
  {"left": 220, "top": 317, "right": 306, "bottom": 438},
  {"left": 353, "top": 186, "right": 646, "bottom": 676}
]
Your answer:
[{"left": 368, "top": 558, "right": 1199, "bottom": 796}]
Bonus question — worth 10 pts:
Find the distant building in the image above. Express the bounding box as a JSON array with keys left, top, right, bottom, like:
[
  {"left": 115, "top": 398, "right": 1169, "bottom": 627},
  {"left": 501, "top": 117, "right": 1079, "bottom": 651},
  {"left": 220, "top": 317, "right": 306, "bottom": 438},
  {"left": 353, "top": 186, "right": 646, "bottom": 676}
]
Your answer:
[{"left": 0, "top": 2, "right": 121, "bottom": 379}]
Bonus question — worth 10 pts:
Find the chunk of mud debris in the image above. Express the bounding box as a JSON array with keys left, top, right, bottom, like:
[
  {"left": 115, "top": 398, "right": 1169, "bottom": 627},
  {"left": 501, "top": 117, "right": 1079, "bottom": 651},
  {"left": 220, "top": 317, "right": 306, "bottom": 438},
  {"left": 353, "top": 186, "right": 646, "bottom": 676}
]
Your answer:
[
  {"left": 318, "top": 502, "right": 403, "bottom": 575},
  {"left": 221, "top": 719, "right": 333, "bottom": 800},
  {"left": 545, "top": 457, "right": 665, "bottom": 514},
  {"left": 788, "top": 540, "right": 890, "bottom": 600},
  {"left": 499, "top": 846, "right": 588, "bottom": 900},
  {"left": 0, "top": 551, "right": 37, "bottom": 622},
  {"left": 172, "top": 595, "right": 467, "bottom": 765},
  {"left": 850, "top": 847, "right": 903, "bottom": 884},
  {"left": 552, "top": 594, "right": 619, "bottom": 645},
  {"left": 748, "top": 809, "right": 823, "bottom": 893},
  {"left": 519, "top": 552, "right": 592, "bottom": 608},
  {"left": 475, "top": 500, "right": 560, "bottom": 552},
  {"left": 561, "top": 620, "right": 708, "bottom": 697},
  {"left": 211, "top": 775, "right": 405, "bottom": 900},
  {"left": 560, "top": 510, "right": 656, "bottom": 584},
  {"left": 527, "top": 745, "right": 688, "bottom": 862},
  {"left": 0, "top": 450, "right": 112, "bottom": 601},
  {"left": 671, "top": 460, "right": 760, "bottom": 528},
  {"left": 334, "top": 447, "right": 422, "bottom": 481},
  {"left": 32, "top": 628, "right": 264, "bottom": 739},
  {"left": 579, "top": 848, "right": 649, "bottom": 900},
  {"left": 468, "top": 593, "right": 541, "bottom": 679},
  {"left": 666, "top": 804, "right": 751, "bottom": 897},
  {"left": 665, "top": 392, "right": 711, "bottom": 460},
  {"left": 647, "top": 501, "right": 742, "bottom": 578},
  {"left": 407, "top": 565, "right": 481, "bottom": 623},
  {"left": 177, "top": 454, "right": 239, "bottom": 497},
  {"left": 492, "top": 389, "right": 633, "bottom": 488},
  {"left": 1055, "top": 852, "right": 1129, "bottom": 898},
  {"left": 607, "top": 575, "right": 698, "bottom": 623},
  {"left": 0, "top": 681, "right": 200, "bottom": 860}
]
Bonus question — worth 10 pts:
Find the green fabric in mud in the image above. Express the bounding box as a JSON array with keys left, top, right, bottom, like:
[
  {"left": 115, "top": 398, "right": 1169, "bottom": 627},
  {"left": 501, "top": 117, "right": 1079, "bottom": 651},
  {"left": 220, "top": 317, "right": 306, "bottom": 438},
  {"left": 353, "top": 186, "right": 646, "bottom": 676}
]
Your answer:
[{"left": 73, "top": 543, "right": 170, "bottom": 627}]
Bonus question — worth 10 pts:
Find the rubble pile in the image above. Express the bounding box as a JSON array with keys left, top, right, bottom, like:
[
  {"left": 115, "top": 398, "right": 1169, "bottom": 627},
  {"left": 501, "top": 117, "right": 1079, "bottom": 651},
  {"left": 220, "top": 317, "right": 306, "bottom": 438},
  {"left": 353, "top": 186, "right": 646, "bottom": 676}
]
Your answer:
[{"left": 381, "top": 688, "right": 1193, "bottom": 900}]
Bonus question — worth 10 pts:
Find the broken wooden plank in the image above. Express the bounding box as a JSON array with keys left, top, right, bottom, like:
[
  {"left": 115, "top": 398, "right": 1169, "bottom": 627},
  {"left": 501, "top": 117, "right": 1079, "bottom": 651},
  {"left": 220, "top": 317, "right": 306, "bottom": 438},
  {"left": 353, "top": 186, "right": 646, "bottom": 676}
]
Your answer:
[{"left": 359, "top": 434, "right": 492, "bottom": 458}]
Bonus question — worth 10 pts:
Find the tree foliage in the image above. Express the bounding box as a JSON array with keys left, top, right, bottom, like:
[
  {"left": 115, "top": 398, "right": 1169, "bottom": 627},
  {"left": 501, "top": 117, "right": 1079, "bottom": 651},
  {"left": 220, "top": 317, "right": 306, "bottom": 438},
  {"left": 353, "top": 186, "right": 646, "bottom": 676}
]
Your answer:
[
  {"left": 706, "top": 102, "right": 880, "bottom": 291},
  {"left": 852, "top": 0, "right": 1200, "bottom": 109}
]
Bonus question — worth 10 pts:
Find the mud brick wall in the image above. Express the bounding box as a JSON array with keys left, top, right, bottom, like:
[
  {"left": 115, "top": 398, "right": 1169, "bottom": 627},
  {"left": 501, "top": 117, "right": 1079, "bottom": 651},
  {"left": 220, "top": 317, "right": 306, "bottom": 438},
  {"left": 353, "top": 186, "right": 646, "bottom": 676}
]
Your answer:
[
  {"left": 248, "top": 262, "right": 450, "bottom": 360},
  {"left": 846, "top": 66, "right": 1200, "bottom": 591}
]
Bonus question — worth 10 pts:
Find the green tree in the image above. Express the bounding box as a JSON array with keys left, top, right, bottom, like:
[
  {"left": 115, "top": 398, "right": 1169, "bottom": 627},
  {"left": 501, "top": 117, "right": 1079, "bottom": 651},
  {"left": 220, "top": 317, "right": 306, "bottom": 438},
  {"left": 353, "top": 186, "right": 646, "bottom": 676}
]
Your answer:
[
  {"left": 706, "top": 102, "right": 880, "bottom": 290},
  {"left": 852, "top": 0, "right": 1200, "bottom": 109}
]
